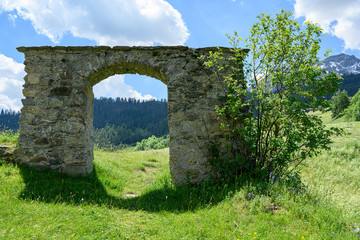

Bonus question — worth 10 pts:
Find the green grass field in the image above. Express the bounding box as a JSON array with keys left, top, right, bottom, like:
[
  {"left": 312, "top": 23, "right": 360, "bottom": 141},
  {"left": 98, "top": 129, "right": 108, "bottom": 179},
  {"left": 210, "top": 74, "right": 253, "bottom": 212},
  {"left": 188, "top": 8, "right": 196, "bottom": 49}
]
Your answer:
[{"left": 0, "top": 113, "right": 359, "bottom": 239}]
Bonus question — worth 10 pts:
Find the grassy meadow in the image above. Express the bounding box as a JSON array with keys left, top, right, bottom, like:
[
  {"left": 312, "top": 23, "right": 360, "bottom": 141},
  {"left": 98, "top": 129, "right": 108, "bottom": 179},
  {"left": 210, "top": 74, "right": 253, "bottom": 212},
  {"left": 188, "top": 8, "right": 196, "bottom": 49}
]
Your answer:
[{"left": 0, "top": 114, "right": 359, "bottom": 239}]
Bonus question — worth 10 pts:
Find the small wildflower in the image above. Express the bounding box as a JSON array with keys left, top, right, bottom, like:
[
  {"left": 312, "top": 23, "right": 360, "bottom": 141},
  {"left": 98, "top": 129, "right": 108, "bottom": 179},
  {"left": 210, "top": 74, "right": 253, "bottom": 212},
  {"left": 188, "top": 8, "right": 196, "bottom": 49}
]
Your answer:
[
  {"left": 254, "top": 232, "right": 257, "bottom": 235},
  {"left": 239, "top": 230, "right": 242, "bottom": 233}
]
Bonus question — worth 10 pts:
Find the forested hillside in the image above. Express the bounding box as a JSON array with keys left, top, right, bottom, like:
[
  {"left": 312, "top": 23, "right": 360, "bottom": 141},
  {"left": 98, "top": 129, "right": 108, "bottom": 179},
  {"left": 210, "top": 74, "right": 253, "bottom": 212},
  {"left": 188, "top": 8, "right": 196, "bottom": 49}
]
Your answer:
[
  {"left": 340, "top": 74, "right": 360, "bottom": 96},
  {"left": 0, "top": 109, "right": 20, "bottom": 131},
  {"left": 93, "top": 97, "right": 168, "bottom": 146},
  {"left": 0, "top": 98, "right": 168, "bottom": 145}
]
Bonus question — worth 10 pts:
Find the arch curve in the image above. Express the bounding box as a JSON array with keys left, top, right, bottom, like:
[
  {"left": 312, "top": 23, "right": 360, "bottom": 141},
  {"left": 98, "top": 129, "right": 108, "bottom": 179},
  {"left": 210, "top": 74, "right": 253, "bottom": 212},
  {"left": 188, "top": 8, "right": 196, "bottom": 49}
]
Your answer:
[{"left": 87, "top": 61, "right": 167, "bottom": 86}]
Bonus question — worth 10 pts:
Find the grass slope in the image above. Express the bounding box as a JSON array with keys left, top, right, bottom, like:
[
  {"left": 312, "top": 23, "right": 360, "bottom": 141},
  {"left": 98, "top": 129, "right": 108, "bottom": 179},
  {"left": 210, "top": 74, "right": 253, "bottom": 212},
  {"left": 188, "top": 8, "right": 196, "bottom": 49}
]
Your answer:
[
  {"left": 302, "top": 112, "right": 360, "bottom": 223},
  {"left": 0, "top": 115, "right": 359, "bottom": 239}
]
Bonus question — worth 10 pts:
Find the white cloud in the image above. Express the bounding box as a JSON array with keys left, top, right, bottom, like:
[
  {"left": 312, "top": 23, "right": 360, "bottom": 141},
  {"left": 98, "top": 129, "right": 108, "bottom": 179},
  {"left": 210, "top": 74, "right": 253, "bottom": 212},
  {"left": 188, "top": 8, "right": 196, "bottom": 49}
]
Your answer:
[
  {"left": 0, "top": 54, "right": 25, "bottom": 111},
  {"left": 0, "top": 0, "right": 189, "bottom": 46},
  {"left": 294, "top": 0, "right": 360, "bottom": 50},
  {"left": 7, "top": 13, "right": 17, "bottom": 26},
  {"left": 93, "top": 75, "right": 155, "bottom": 101},
  {"left": 230, "top": 0, "right": 244, "bottom": 6}
]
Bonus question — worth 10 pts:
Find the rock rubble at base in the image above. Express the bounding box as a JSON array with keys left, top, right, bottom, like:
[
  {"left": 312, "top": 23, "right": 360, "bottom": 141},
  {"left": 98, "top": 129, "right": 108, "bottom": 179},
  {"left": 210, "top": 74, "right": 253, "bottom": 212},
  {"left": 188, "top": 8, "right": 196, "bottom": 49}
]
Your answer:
[{"left": 0, "top": 145, "right": 13, "bottom": 161}]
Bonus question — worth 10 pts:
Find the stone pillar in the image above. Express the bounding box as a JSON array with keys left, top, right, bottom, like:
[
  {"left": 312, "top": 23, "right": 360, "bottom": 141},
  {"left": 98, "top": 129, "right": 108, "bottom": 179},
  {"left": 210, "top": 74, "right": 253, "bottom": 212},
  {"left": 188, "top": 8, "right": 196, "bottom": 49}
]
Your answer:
[
  {"left": 167, "top": 61, "right": 226, "bottom": 185},
  {"left": 14, "top": 48, "right": 94, "bottom": 175}
]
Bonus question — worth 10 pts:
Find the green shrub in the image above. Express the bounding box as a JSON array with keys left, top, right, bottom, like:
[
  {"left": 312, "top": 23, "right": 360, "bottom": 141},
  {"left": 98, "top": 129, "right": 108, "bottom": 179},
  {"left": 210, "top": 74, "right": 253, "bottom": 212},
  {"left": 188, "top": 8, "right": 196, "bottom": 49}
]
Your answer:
[
  {"left": 202, "top": 10, "right": 342, "bottom": 182},
  {"left": 135, "top": 135, "right": 169, "bottom": 151},
  {"left": 344, "top": 88, "right": 360, "bottom": 121},
  {"left": 331, "top": 89, "right": 350, "bottom": 119},
  {"left": 94, "top": 142, "right": 128, "bottom": 152}
]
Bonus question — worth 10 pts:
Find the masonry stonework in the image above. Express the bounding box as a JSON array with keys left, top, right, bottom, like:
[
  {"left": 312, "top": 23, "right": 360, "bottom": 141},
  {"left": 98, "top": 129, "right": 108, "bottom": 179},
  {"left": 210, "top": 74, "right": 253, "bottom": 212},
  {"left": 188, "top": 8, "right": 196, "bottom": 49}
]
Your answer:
[{"left": 14, "top": 46, "right": 238, "bottom": 186}]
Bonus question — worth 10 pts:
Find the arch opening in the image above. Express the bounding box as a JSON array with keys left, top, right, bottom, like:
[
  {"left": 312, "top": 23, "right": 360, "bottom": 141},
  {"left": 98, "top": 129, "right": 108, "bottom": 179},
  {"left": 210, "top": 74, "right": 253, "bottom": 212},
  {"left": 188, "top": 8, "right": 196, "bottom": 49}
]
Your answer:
[{"left": 92, "top": 73, "right": 168, "bottom": 149}]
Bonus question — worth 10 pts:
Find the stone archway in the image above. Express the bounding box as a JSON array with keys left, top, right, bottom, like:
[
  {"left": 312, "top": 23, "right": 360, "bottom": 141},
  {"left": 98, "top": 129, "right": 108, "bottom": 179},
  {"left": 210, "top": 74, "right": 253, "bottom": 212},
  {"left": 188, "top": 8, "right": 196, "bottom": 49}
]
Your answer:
[{"left": 14, "top": 46, "right": 238, "bottom": 186}]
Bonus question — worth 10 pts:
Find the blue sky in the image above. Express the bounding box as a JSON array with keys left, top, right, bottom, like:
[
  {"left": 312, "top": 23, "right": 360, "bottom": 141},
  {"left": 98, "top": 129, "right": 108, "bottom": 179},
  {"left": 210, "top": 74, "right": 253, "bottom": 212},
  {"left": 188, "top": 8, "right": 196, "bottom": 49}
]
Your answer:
[{"left": 0, "top": 0, "right": 359, "bottom": 110}]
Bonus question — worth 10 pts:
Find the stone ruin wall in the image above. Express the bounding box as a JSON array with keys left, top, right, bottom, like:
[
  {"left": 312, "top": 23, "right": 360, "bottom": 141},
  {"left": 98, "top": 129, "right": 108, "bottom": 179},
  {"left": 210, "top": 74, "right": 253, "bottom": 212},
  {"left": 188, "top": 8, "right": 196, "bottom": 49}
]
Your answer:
[{"left": 14, "top": 46, "right": 239, "bottom": 186}]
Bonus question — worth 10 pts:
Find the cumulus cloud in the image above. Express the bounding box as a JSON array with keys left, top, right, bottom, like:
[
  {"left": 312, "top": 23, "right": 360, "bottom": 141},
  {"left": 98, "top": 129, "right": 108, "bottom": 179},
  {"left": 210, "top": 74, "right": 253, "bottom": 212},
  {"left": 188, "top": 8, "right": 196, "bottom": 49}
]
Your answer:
[
  {"left": 0, "top": 54, "right": 25, "bottom": 111},
  {"left": 294, "top": 0, "right": 360, "bottom": 50},
  {"left": 0, "top": 0, "right": 189, "bottom": 46},
  {"left": 93, "top": 75, "right": 155, "bottom": 101}
]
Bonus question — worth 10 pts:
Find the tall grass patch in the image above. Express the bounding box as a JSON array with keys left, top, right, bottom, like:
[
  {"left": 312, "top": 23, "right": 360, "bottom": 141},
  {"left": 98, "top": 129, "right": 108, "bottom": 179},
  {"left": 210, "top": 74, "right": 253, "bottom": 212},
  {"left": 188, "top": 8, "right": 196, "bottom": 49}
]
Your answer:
[
  {"left": 0, "top": 129, "right": 18, "bottom": 148},
  {"left": 301, "top": 111, "right": 360, "bottom": 223}
]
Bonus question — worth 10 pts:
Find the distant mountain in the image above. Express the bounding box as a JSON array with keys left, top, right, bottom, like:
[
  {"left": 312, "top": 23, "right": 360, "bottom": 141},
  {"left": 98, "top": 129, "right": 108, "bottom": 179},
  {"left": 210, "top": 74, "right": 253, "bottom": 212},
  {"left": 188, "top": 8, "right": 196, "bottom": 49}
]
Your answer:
[
  {"left": 320, "top": 53, "right": 360, "bottom": 75},
  {"left": 320, "top": 54, "right": 360, "bottom": 97}
]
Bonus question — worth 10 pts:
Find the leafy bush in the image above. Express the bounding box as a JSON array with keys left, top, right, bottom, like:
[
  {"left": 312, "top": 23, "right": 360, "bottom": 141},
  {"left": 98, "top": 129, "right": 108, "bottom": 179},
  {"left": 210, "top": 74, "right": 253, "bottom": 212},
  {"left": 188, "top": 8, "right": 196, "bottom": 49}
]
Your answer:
[
  {"left": 202, "top": 10, "right": 342, "bottom": 182},
  {"left": 135, "top": 135, "right": 169, "bottom": 151},
  {"left": 344, "top": 88, "right": 360, "bottom": 121},
  {"left": 94, "top": 142, "right": 128, "bottom": 152},
  {"left": 331, "top": 89, "right": 350, "bottom": 119}
]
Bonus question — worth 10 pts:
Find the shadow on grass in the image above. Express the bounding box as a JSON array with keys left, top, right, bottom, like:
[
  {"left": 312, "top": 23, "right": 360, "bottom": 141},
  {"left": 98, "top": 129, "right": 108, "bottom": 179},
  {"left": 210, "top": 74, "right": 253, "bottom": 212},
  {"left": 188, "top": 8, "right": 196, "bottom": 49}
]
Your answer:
[{"left": 18, "top": 163, "right": 256, "bottom": 213}]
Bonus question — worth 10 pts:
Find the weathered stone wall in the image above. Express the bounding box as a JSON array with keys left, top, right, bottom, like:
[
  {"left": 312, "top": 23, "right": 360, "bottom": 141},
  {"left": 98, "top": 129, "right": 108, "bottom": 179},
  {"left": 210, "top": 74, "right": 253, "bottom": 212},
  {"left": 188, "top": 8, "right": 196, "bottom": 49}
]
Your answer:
[{"left": 14, "top": 46, "right": 241, "bottom": 185}]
